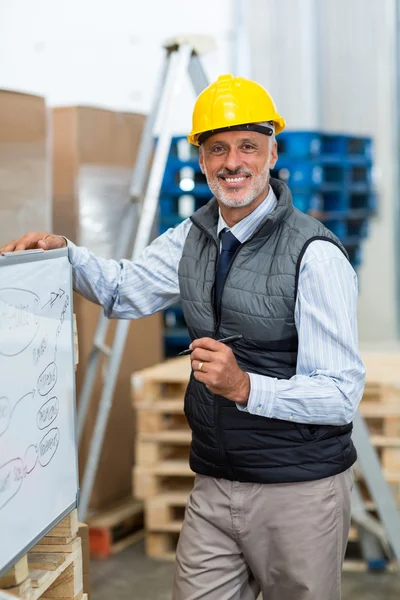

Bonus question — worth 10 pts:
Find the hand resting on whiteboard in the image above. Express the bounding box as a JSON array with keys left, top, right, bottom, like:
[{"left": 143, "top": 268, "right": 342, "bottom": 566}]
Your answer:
[{"left": 0, "top": 233, "right": 67, "bottom": 253}]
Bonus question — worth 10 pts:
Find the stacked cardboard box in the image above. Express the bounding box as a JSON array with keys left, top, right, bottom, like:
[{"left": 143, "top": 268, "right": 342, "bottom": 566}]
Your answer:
[
  {"left": 52, "top": 106, "right": 163, "bottom": 511},
  {"left": 0, "top": 90, "right": 51, "bottom": 246}
]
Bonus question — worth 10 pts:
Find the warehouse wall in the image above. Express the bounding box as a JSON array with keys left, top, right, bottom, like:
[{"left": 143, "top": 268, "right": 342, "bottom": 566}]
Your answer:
[
  {"left": 0, "top": 0, "right": 233, "bottom": 133},
  {"left": 0, "top": 0, "right": 397, "bottom": 341},
  {"left": 247, "top": 0, "right": 398, "bottom": 343}
]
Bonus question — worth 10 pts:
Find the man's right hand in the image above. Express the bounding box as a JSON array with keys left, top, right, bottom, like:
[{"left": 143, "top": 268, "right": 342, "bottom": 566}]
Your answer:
[{"left": 0, "top": 233, "right": 67, "bottom": 253}]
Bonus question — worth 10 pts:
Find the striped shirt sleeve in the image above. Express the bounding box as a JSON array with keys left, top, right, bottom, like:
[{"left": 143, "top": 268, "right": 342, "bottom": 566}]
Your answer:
[
  {"left": 239, "top": 241, "right": 366, "bottom": 425},
  {"left": 68, "top": 218, "right": 192, "bottom": 318}
]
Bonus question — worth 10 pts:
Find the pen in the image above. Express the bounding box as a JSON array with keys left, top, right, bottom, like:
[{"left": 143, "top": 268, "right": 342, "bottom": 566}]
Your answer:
[{"left": 178, "top": 334, "right": 244, "bottom": 356}]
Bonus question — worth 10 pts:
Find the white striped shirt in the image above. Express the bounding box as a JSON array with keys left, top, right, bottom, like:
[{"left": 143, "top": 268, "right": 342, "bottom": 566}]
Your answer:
[{"left": 69, "top": 186, "right": 366, "bottom": 426}]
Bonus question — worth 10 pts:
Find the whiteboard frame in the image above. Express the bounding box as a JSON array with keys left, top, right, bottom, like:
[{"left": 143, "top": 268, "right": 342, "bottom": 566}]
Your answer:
[{"left": 0, "top": 248, "right": 79, "bottom": 576}]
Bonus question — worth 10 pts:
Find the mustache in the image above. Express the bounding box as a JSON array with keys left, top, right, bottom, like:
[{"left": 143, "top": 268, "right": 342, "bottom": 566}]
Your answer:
[{"left": 216, "top": 168, "right": 252, "bottom": 178}]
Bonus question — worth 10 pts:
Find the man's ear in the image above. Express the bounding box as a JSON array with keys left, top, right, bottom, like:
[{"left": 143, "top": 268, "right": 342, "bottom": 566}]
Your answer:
[
  {"left": 269, "top": 140, "right": 278, "bottom": 169},
  {"left": 199, "top": 147, "right": 205, "bottom": 174}
]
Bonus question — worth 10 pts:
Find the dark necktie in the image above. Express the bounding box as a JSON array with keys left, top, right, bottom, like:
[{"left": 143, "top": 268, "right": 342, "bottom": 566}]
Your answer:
[{"left": 214, "top": 228, "right": 241, "bottom": 310}]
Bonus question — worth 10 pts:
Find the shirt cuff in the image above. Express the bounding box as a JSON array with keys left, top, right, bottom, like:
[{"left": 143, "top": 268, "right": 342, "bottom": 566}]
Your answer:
[
  {"left": 63, "top": 238, "right": 80, "bottom": 265},
  {"left": 237, "top": 372, "right": 276, "bottom": 417}
]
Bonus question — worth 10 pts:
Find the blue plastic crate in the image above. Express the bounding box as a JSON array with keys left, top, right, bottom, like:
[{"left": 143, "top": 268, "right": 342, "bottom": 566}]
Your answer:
[
  {"left": 291, "top": 190, "right": 374, "bottom": 215},
  {"left": 346, "top": 162, "right": 373, "bottom": 186},
  {"left": 162, "top": 161, "right": 206, "bottom": 191},
  {"left": 291, "top": 192, "right": 322, "bottom": 213},
  {"left": 272, "top": 160, "right": 345, "bottom": 189},
  {"left": 167, "top": 136, "right": 199, "bottom": 160},
  {"left": 321, "top": 134, "right": 372, "bottom": 159},
  {"left": 347, "top": 218, "right": 369, "bottom": 239},
  {"left": 323, "top": 219, "right": 347, "bottom": 240},
  {"left": 164, "top": 328, "right": 190, "bottom": 347},
  {"left": 159, "top": 194, "right": 201, "bottom": 218},
  {"left": 159, "top": 214, "right": 185, "bottom": 234},
  {"left": 277, "top": 131, "right": 321, "bottom": 158},
  {"left": 349, "top": 191, "right": 376, "bottom": 212},
  {"left": 347, "top": 137, "right": 372, "bottom": 159},
  {"left": 344, "top": 243, "right": 363, "bottom": 267},
  {"left": 164, "top": 304, "right": 186, "bottom": 329},
  {"left": 161, "top": 182, "right": 211, "bottom": 198},
  {"left": 322, "top": 191, "right": 349, "bottom": 213}
]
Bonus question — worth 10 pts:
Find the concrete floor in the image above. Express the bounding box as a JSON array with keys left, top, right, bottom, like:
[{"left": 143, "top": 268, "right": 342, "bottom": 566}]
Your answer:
[{"left": 91, "top": 541, "right": 400, "bottom": 599}]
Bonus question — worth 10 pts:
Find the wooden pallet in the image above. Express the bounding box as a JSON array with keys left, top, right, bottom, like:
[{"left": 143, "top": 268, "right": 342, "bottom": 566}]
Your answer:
[
  {"left": 144, "top": 489, "right": 191, "bottom": 559},
  {"left": 0, "top": 510, "right": 84, "bottom": 600},
  {"left": 87, "top": 498, "right": 144, "bottom": 559},
  {"left": 145, "top": 491, "right": 190, "bottom": 529},
  {"left": 132, "top": 354, "right": 400, "bottom": 562},
  {"left": 131, "top": 357, "right": 191, "bottom": 407},
  {"left": 133, "top": 460, "right": 195, "bottom": 500},
  {"left": 136, "top": 429, "right": 191, "bottom": 467},
  {"left": 358, "top": 382, "right": 400, "bottom": 504},
  {"left": 361, "top": 351, "right": 400, "bottom": 387},
  {"left": 136, "top": 404, "right": 187, "bottom": 436}
]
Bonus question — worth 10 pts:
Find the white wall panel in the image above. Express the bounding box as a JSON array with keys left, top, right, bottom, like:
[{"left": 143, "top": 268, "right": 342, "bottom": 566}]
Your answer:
[
  {"left": 0, "top": 0, "right": 233, "bottom": 134},
  {"left": 246, "top": 0, "right": 322, "bottom": 129},
  {"left": 0, "top": 0, "right": 397, "bottom": 340},
  {"left": 320, "top": 0, "right": 397, "bottom": 342},
  {"left": 247, "top": 0, "right": 397, "bottom": 342}
]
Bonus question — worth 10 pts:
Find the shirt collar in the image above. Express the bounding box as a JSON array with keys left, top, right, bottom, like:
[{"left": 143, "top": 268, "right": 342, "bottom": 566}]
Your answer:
[{"left": 217, "top": 185, "right": 278, "bottom": 243}]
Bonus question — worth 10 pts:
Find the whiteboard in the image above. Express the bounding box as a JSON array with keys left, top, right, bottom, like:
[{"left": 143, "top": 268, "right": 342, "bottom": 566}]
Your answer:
[{"left": 0, "top": 248, "right": 78, "bottom": 576}]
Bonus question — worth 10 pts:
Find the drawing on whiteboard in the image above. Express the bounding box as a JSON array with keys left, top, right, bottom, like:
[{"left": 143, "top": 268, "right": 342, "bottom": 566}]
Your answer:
[
  {"left": 0, "top": 458, "right": 24, "bottom": 511},
  {"left": 0, "top": 288, "right": 40, "bottom": 356},
  {"left": 41, "top": 288, "right": 65, "bottom": 310},
  {"left": 0, "top": 251, "right": 79, "bottom": 577},
  {"left": 37, "top": 397, "right": 59, "bottom": 430},
  {"left": 0, "top": 426, "right": 60, "bottom": 511},
  {"left": 37, "top": 362, "right": 58, "bottom": 396},
  {"left": 0, "top": 391, "right": 36, "bottom": 437},
  {"left": 33, "top": 337, "right": 47, "bottom": 366},
  {"left": 38, "top": 428, "right": 60, "bottom": 467},
  {"left": 24, "top": 444, "right": 38, "bottom": 475},
  {"left": 0, "top": 397, "right": 10, "bottom": 436},
  {"left": 54, "top": 295, "right": 70, "bottom": 361}
]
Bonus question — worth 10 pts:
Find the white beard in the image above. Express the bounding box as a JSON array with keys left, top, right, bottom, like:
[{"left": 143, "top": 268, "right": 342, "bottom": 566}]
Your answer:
[{"left": 204, "top": 162, "right": 271, "bottom": 208}]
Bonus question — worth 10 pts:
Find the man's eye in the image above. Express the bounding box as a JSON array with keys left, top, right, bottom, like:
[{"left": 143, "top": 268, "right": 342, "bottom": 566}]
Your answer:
[
  {"left": 212, "top": 146, "right": 224, "bottom": 153},
  {"left": 243, "top": 144, "right": 255, "bottom": 150}
]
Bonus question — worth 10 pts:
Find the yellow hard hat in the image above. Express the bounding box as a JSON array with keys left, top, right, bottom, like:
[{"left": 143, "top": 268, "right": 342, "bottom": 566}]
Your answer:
[{"left": 188, "top": 74, "right": 286, "bottom": 146}]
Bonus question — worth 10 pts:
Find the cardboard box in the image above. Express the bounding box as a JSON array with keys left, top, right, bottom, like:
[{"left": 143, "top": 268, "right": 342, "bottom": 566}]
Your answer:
[
  {"left": 52, "top": 106, "right": 163, "bottom": 509},
  {"left": 78, "top": 523, "right": 90, "bottom": 599},
  {"left": 0, "top": 90, "right": 51, "bottom": 246}
]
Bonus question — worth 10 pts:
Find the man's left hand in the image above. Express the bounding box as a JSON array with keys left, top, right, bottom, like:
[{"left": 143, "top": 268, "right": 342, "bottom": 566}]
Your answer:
[{"left": 190, "top": 337, "right": 249, "bottom": 404}]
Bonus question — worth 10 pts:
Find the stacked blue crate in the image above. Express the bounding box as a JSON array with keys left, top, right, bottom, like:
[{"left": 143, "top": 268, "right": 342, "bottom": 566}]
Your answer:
[
  {"left": 160, "top": 133, "right": 376, "bottom": 355},
  {"left": 272, "top": 131, "right": 376, "bottom": 270}
]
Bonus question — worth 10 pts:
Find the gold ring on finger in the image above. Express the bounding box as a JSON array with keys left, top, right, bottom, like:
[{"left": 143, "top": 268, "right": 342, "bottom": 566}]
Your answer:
[{"left": 198, "top": 361, "right": 204, "bottom": 372}]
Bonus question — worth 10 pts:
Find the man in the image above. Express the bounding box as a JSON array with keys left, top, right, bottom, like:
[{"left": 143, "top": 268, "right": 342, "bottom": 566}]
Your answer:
[{"left": 2, "top": 74, "right": 365, "bottom": 599}]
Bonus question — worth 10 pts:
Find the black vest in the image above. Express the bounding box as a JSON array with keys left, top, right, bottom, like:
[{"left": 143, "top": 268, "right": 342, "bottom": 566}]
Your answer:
[{"left": 178, "top": 178, "right": 357, "bottom": 483}]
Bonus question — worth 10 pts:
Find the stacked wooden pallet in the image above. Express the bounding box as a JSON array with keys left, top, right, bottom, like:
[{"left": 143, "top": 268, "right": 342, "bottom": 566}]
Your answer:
[
  {"left": 357, "top": 352, "right": 400, "bottom": 508},
  {"left": 0, "top": 509, "right": 86, "bottom": 600},
  {"left": 132, "top": 357, "right": 193, "bottom": 559},
  {"left": 132, "top": 352, "right": 400, "bottom": 562},
  {"left": 87, "top": 498, "right": 144, "bottom": 559}
]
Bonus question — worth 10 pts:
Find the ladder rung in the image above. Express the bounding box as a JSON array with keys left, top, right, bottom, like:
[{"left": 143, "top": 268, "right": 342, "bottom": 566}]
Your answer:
[{"left": 94, "top": 342, "right": 112, "bottom": 357}]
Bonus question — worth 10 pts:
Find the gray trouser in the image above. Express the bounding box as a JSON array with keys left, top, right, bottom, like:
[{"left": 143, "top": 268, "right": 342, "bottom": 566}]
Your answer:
[{"left": 173, "top": 469, "right": 353, "bottom": 600}]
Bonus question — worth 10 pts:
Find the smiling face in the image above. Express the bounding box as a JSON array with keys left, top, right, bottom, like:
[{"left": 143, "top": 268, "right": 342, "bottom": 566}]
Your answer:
[{"left": 199, "top": 130, "right": 278, "bottom": 225}]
